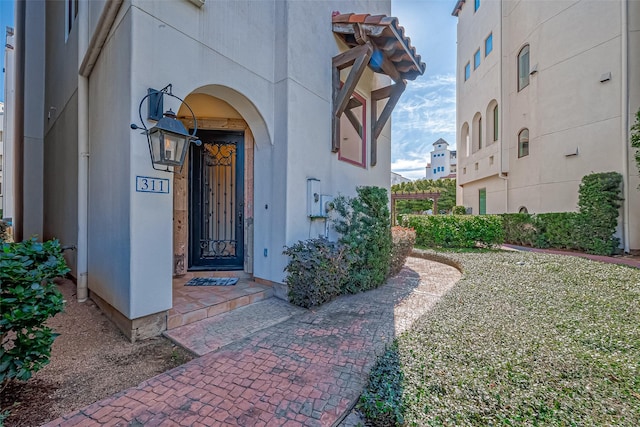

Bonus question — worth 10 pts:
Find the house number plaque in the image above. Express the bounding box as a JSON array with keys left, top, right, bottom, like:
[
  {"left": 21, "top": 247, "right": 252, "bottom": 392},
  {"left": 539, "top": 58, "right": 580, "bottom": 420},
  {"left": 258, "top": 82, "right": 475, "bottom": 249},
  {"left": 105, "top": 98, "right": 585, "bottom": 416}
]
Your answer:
[{"left": 136, "top": 176, "right": 169, "bottom": 194}]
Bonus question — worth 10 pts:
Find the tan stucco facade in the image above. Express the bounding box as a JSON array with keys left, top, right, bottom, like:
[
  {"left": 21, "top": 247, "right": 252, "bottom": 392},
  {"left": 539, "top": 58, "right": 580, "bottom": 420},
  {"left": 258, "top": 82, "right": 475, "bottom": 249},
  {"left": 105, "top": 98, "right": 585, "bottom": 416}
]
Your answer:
[{"left": 454, "top": 0, "right": 640, "bottom": 252}]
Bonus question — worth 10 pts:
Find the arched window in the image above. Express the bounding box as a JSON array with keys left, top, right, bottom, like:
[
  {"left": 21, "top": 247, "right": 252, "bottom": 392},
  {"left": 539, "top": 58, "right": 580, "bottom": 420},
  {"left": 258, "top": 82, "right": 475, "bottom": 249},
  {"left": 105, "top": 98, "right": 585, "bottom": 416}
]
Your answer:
[
  {"left": 518, "top": 128, "right": 529, "bottom": 158},
  {"left": 492, "top": 104, "right": 498, "bottom": 141},
  {"left": 518, "top": 45, "right": 530, "bottom": 91},
  {"left": 472, "top": 113, "right": 482, "bottom": 153},
  {"left": 519, "top": 206, "right": 529, "bottom": 214},
  {"left": 486, "top": 100, "right": 498, "bottom": 144},
  {"left": 461, "top": 122, "right": 470, "bottom": 157}
]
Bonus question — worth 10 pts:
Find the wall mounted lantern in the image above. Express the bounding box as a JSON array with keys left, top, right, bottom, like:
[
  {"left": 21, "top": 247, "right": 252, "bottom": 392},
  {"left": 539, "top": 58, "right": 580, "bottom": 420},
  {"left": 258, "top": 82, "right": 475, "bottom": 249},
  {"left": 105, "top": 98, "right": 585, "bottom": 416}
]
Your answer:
[{"left": 130, "top": 84, "right": 201, "bottom": 173}]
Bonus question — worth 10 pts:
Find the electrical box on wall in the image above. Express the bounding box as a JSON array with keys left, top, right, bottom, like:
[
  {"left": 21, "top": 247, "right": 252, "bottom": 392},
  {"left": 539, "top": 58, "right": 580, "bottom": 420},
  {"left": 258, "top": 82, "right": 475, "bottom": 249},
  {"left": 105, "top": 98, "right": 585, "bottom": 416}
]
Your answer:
[
  {"left": 307, "top": 178, "right": 334, "bottom": 219},
  {"left": 320, "top": 195, "right": 335, "bottom": 217},
  {"left": 307, "top": 178, "right": 322, "bottom": 218}
]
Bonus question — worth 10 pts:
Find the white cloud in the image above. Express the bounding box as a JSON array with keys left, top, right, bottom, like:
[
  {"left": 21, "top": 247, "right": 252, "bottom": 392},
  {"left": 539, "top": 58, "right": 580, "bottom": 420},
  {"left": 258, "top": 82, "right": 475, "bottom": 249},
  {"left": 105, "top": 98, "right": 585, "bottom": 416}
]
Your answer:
[{"left": 391, "top": 73, "right": 457, "bottom": 181}]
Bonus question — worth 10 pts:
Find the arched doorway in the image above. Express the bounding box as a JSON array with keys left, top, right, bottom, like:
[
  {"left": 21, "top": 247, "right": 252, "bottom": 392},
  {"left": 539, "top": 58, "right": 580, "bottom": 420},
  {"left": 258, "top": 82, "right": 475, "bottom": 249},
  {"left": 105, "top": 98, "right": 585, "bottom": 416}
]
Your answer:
[{"left": 174, "top": 91, "right": 263, "bottom": 275}]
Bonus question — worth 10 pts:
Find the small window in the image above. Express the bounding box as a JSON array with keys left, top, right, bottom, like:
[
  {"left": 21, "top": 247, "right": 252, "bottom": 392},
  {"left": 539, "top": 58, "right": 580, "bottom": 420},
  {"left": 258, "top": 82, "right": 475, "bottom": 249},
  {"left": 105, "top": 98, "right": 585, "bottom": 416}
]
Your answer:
[
  {"left": 475, "top": 162, "right": 479, "bottom": 171},
  {"left": 518, "top": 45, "right": 530, "bottom": 91},
  {"left": 489, "top": 155, "right": 494, "bottom": 165},
  {"left": 464, "top": 62, "right": 471, "bottom": 81},
  {"left": 485, "top": 33, "right": 493, "bottom": 56},
  {"left": 474, "top": 49, "right": 481, "bottom": 70},
  {"left": 463, "top": 167, "right": 467, "bottom": 174},
  {"left": 492, "top": 104, "right": 499, "bottom": 141},
  {"left": 519, "top": 206, "right": 529, "bottom": 214},
  {"left": 475, "top": 0, "right": 480, "bottom": 12},
  {"left": 65, "top": 0, "right": 79, "bottom": 38},
  {"left": 518, "top": 128, "right": 529, "bottom": 158}
]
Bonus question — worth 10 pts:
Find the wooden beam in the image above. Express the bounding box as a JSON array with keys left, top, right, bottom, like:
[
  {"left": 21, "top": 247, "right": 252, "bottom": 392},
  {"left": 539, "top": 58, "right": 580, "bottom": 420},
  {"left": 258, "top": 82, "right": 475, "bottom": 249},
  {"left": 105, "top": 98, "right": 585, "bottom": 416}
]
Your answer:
[
  {"left": 333, "top": 44, "right": 372, "bottom": 117},
  {"left": 371, "top": 85, "right": 394, "bottom": 101},
  {"left": 344, "top": 109, "right": 362, "bottom": 137},
  {"left": 370, "top": 81, "right": 405, "bottom": 167},
  {"left": 373, "top": 82, "right": 405, "bottom": 140},
  {"left": 332, "top": 43, "right": 372, "bottom": 70},
  {"left": 332, "top": 43, "right": 372, "bottom": 152},
  {"left": 378, "top": 51, "right": 402, "bottom": 82}
]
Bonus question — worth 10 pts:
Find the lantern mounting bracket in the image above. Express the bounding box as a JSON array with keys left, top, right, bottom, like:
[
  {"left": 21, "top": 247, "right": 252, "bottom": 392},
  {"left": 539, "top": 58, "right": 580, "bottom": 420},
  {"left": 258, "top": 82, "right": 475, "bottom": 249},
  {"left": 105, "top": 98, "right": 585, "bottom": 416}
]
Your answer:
[{"left": 130, "top": 84, "right": 201, "bottom": 173}]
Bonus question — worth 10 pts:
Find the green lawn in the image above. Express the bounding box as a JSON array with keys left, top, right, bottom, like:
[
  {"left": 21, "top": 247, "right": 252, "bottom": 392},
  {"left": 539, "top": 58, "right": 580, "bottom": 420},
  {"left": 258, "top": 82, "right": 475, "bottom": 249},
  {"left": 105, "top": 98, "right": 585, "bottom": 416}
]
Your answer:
[{"left": 361, "top": 250, "right": 640, "bottom": 426}]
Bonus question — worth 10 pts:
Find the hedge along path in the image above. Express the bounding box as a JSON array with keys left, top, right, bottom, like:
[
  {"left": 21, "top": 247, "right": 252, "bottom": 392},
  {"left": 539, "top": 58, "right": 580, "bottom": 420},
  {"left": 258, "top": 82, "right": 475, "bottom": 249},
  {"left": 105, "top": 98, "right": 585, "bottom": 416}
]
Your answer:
[{"left": 44, "top": 257, "right": 461, "bottom": 427}]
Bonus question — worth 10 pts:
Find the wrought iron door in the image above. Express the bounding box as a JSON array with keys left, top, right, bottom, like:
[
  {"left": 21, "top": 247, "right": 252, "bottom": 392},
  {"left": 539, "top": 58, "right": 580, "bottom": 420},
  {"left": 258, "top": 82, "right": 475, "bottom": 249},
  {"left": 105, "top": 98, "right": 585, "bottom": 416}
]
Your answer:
[{"left": 189, "top": 131, "right": 244, "bottom": 270}]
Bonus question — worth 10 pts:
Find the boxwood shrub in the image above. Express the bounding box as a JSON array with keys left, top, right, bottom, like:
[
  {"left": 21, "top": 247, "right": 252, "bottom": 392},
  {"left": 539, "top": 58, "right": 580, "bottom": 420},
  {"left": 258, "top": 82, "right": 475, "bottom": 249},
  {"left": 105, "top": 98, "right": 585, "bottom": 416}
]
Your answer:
[
  {"left": 402, "top": 214, "right": 504, "bottom": 248},
  {"left": 389, "top": 227, "right": 416, "bottom": 277},
  {"left": 283, "top": 238, "right": 350, "bottom": 308}
]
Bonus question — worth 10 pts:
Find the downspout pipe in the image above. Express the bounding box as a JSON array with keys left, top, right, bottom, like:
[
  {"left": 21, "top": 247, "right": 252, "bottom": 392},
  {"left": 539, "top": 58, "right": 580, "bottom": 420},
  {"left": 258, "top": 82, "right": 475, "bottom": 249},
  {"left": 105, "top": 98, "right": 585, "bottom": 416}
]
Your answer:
[
  {"left": 77, "top": 1, "right": 89, "bottom": 302},
  {"left": 76, "top": 0, "right": 123, "bottom": 302},
  {"left": 497, "top": 0, "right": 508, "bottom": 213},
  {"left": 620, "top": 0, "right": 630, "bottom": 254}
]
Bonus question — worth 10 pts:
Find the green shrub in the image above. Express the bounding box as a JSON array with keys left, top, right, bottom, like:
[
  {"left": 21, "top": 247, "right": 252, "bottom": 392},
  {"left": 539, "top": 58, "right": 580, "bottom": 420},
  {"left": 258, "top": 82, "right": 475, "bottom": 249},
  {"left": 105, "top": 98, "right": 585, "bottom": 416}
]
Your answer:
[
  {"left": 631, "top": 108, "right": 640, "bottom": 187},
  {"left": 576, "top": 172, "right": 623, "bottom": 255},
  {"left": 501, "top": 213, "right": 538, "bottom": 246},
  {"left": 1, "top": 238, "right": 69, "bottom": 391},
  {"left": 536, "top": 212, "right": 580, "bottom": 249},
  {"left": 0, "top": 220, "right": 9, "bottom": 244},
  {"left": 452, "top": 205, "right": 467, "bottom": 215},
  {"left": 389, "top": 227, "right": 416, "bottom": 277},
  {"left": 402, "top": 214, "right": 504, "bottom": 248},
  {"left": 357, "top": 343, "right": 405, "bottom": 427},
  {"left": 283, "top": 238, "right": 350, "bottom": 308},
  {"left": 333, "top": 186, "right": 392, "bottom": 293}
]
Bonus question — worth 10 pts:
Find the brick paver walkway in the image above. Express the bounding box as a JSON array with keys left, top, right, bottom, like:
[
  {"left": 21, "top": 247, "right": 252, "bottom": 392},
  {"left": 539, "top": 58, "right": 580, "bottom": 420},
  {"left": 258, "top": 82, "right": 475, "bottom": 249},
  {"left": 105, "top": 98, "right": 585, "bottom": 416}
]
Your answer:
[{"left": 44, "top": 257, "right": 461, "bottom": 427}]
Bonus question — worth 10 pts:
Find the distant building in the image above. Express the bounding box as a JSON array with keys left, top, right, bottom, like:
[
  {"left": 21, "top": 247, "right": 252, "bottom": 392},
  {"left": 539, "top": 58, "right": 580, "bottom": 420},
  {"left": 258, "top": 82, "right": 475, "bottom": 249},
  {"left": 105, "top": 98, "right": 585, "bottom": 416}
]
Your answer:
[
  {"left": 425, "top": 138, "right": 457, "bottom": 180},
  {"left": 0, "top": 102, "right": 3, "bottom": 210},
  {"left": 391, "top": 171, "right": 411, "bottom": 186},
  {"left": 452, "top": 0, "right": 639, "bottom": 252}
]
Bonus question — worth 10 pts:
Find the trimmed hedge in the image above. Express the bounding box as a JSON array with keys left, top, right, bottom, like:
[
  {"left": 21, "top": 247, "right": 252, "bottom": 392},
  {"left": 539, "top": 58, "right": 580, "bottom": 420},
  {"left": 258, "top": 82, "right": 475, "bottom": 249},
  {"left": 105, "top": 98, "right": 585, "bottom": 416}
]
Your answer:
[
  {"left": 503, "top": 172, "right": 623, "bottom": 255},
  {"left": 402, "top": 214, "right": 504, "bottom": 248},
  {"left": 389, "top": 227, "right": 416, "bottom": 277},
  {"left": 502, "top": 212, "right": 580, "bottom": 249}
]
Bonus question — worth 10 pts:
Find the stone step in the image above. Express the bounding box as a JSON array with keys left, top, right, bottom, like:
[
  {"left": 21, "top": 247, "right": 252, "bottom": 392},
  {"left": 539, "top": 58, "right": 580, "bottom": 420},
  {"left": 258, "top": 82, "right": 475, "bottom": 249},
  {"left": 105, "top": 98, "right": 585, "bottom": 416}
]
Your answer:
[
  {"left": 167, "top": 284, "right": 273, "bottom": 330},
  {"left": 164, "top": 297, "right": 306, "bottom": 356}
]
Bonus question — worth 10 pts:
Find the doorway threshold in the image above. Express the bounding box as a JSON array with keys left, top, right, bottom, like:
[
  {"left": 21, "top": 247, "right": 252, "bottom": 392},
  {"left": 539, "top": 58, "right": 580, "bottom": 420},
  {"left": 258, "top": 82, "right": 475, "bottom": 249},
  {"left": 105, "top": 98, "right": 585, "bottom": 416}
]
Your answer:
[{"left": 168, "top": 274, "right": 273, "bottom": 330}]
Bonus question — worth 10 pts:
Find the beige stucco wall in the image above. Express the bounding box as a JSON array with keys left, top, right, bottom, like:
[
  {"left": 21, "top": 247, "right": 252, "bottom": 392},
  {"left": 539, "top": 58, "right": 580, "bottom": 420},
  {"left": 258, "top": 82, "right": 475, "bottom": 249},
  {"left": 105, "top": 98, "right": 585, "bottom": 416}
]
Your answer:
[{"left": 455, "top": 0, "right": 639, "bottom": 251}]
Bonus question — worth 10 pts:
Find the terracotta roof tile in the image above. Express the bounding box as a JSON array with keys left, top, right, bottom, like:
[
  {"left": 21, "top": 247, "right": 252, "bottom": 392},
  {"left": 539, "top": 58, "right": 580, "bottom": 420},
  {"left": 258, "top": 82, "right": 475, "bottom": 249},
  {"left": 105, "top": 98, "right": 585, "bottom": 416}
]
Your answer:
[{"left": 332, "top": 12, "right": 426, "bottom": 81}]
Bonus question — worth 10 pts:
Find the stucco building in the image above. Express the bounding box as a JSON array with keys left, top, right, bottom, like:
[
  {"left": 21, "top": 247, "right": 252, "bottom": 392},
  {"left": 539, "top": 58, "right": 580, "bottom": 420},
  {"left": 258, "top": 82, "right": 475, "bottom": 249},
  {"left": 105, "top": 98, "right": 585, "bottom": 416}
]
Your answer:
[
  {"left": 453, "top": 0, "right": 640, "bottom": 252},
  {"left": 425, "top": 138, "right": 457, "bottom": 180},
  {"left": 8, "top": 0, "right": 424, "bottom": 339}
]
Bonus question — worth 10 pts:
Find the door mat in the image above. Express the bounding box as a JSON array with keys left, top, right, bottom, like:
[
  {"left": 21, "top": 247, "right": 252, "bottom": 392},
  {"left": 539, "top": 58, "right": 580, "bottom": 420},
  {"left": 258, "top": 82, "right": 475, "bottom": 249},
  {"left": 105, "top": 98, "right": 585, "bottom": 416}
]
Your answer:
[{"left": 185, "top": 277, "right": 239, "bottom": 286}]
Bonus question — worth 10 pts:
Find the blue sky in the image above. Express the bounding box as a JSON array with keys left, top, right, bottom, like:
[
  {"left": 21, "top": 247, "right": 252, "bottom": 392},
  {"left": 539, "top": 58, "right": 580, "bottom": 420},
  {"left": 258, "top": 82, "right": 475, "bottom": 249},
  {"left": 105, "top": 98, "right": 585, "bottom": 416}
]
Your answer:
[
  {"left": 391, "top": 0, "right": 458, "bottom": 180},
  {"left": 0, "top": 0, "right": 13, "bottom": 103},
  {"left": 0, "top": 0, "right": 456, "bottom": 180}
]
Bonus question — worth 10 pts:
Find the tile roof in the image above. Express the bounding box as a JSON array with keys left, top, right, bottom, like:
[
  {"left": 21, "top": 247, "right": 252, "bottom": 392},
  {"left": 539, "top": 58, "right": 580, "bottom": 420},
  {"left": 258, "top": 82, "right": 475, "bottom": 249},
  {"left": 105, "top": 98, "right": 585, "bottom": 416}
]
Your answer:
[
  {"left": 452, "top": 0, "right": 466, "bottom": 16},
  {"left": 332, "top": 13, "right": 426, "bottom": 81}
]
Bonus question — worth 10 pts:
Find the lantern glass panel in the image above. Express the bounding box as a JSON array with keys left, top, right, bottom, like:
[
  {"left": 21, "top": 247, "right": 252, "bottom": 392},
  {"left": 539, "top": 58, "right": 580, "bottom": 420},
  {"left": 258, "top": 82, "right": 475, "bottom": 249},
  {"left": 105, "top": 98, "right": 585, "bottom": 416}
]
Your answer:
[{"left": 161, "top": 132, "right": 185, "bottom": 166}]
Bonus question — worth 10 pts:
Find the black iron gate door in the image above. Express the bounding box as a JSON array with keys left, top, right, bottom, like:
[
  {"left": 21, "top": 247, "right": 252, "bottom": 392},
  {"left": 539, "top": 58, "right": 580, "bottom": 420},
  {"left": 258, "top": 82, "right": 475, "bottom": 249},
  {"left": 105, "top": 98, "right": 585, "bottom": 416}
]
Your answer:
[{"left": 189, "top": 130, "right": 244, "bottom": 270}]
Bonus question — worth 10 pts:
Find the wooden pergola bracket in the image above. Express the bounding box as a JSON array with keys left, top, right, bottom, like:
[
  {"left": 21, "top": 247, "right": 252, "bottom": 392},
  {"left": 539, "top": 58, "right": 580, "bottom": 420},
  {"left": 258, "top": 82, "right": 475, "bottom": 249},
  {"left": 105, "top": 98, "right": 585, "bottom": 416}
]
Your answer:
[
  {"left": 332, "top": 43, "right": 373, "bottom": 152},
  {"left": 370, "top": 80, "right": 405, "bottom": 166}
]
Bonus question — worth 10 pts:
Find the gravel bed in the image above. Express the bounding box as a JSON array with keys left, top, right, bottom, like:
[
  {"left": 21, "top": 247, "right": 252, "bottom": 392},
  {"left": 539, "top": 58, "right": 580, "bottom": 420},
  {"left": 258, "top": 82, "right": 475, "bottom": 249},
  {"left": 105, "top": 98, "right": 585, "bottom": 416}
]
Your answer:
[{"left": 396, "top": 250, "right": 640, "bottom": 426}]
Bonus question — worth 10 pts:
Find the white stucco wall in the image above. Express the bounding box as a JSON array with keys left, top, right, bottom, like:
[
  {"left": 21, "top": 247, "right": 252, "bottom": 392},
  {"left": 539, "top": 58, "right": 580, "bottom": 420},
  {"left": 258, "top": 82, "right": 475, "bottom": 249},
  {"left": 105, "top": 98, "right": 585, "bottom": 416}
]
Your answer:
[
  {"left": 22, "top": 0, "right": 45, "bottom": 239},
  {"left": 87, "top": 7, "right": 133, "bottom": 317},
  {"left": 32, "top": 0, "right": 399, "bottom": 322},
  {"left": 42, "top": 0, "right": 81, "bottom": 274}
]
